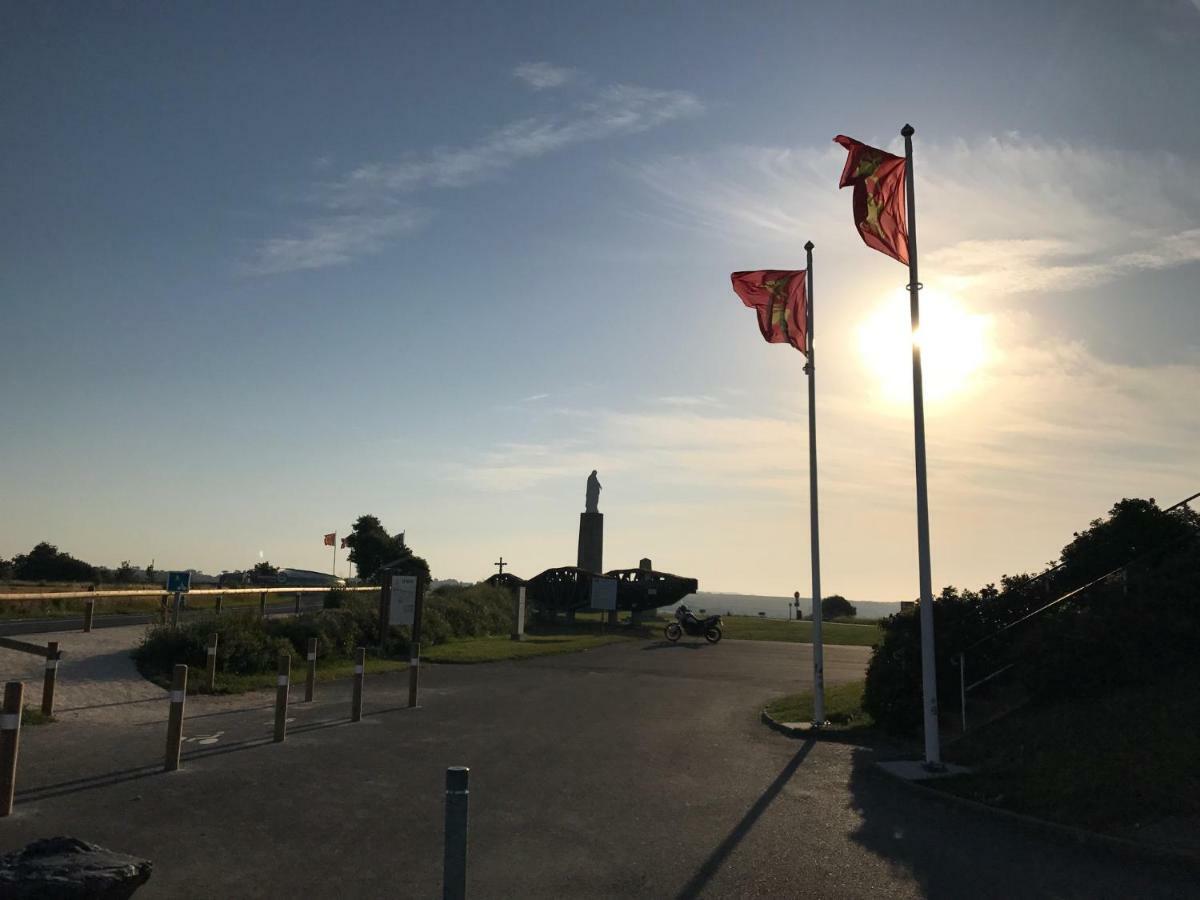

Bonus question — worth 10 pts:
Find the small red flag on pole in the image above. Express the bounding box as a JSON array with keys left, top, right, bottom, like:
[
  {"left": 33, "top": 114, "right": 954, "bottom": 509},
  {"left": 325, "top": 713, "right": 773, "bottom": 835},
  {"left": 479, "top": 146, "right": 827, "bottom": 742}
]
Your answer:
[{"left": 323, "top": 533, "right": 336, "bottom": 547}]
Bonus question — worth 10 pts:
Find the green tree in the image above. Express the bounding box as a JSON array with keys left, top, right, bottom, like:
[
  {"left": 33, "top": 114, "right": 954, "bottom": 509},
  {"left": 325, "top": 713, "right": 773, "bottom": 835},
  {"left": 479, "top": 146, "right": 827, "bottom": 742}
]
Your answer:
[
  {"left": 821, "top": 594, "right": 857, "bottom": 619},
  {"left": 115, "top": 560, "right": 138, "bottom": 583},
  {"left": 343, "top": 514, "right": 430, "bottom": 583},
  {"left": 252, "top": 561, "right": 279, "bottom": 576},
  {"left": 12, "top": 542, "right": 97, "bottom": 582}
]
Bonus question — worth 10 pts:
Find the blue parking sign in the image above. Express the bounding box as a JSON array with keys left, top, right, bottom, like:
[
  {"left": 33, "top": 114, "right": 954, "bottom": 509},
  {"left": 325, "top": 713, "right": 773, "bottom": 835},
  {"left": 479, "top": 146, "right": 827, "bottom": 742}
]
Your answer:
[{"left": 167, "top": 570, "right": 191, "bottom": 593}]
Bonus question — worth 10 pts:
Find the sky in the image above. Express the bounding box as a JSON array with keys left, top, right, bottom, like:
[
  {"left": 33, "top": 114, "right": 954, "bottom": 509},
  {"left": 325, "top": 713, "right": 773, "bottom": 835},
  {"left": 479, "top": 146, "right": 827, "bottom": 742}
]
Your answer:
[{"left": 2, "top": 1, "right": 1199, "bottom": 600}]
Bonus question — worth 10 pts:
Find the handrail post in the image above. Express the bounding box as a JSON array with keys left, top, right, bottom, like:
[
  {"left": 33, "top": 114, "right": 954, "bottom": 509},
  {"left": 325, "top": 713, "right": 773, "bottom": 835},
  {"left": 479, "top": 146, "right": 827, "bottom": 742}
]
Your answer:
[
  {"left": 42, "top": 642, "right": 59, "bottom": 717},
  {"left": 958, "top": 653, "right": 967, "bottom": 734}
]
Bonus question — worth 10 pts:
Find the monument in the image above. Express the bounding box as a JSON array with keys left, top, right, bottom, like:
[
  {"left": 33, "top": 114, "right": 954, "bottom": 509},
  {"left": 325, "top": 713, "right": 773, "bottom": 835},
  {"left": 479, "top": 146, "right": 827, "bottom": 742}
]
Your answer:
[{"left": 577, "top": 470, "right": 603, "bottom": 573}]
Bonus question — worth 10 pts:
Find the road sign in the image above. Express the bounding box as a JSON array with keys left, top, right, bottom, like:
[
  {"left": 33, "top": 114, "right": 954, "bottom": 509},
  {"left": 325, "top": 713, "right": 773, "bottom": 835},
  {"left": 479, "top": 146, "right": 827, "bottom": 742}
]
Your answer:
[
  {"left": 166, "top": 571, "right": 191, "bottom": 593},
  {"left": 589, "top": 576, "right": 617, "bottom": 611},
  {"left": 389, "top": 575, "right": 418, "bottom": 626}
]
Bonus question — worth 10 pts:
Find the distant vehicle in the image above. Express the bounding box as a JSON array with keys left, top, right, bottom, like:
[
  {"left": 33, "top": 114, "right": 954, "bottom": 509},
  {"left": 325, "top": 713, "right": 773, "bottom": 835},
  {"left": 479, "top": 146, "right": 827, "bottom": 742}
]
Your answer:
[{"left": 666, "top": 605, "right": 723, "bottom": 644}]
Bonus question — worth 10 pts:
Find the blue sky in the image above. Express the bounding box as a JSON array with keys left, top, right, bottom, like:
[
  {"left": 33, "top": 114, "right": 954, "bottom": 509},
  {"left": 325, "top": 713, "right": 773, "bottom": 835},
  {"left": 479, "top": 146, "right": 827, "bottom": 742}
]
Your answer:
[{"left": 3, "top": 1, "right": 1199, "bottom": 598}]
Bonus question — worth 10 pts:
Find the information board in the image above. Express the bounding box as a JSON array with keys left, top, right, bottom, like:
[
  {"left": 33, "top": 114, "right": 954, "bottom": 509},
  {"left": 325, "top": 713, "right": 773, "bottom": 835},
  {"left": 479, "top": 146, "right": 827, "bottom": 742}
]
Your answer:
[
  {"left": 389, "top": 575, "right": 418, "bottom": 626},
  {"left": 166, "top": 571, "right": 191, "bottom": 593},
  {"left": 589, "top": 576, "right": 618, "bottom": 611}
]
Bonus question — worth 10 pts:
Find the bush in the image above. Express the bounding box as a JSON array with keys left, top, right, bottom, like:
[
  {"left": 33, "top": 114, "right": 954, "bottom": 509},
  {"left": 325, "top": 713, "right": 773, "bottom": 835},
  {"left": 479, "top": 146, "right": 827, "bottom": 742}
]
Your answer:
[{"left": 134, "top": 583, "right": 518, "bottom": 684}]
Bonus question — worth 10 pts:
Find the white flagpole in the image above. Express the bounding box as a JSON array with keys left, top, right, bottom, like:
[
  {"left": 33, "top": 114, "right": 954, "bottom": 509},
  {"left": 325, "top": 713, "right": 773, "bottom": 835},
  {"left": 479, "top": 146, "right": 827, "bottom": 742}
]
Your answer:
[
  {"left": 902, "top": 123, "right": 942, "bottom": 768},
  {"left": 805, "top": 241, "right": 825, "bottom": 727},
  {"left": 331, "top": 533, "right": 337, "bottom": 577}
]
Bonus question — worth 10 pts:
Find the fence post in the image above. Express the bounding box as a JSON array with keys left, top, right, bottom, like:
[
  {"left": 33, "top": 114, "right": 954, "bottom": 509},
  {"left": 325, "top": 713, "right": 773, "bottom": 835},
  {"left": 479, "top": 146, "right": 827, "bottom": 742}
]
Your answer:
[
  {"left": 215, "top": 593, "right": 223, "bottom": 616},
  {"left": 83, "top": 598, "right": 96, "bottom": 633},
  {"left": 294, "top": 592, "right": 302, "bottom": 615},
  {"left": 259, "top": 592, "right": 267, "bottom": 620},
  {"left": 42, "top": 642, "right": 59, "bottom": 717},
  {"left": 511, "top": 587, "right": 526, "bottom": 642},
  {"left": 305, "top": 638, "right": 317, "bottom": 702},
  {"left": 274, "top": 654, "right": 290, "bottom": 743},
  {"left": 443, "top": 767, "right": 470, "bottom": 900},
  {"left": 408, "top": 642, "right": 421, "bottom": 709},
  {"left": 164, "top": 664, "right": 187, "bottom": 772},
  {"left": 159, "top": 595, "right": 168, "bottom": 625},
  {"left": 171, "top": 591, "right": 182, "bottom": 628},
  {"left": 0, "top": 682, "right": 23, "bottom": 817},
  {"left": 351, "top": 647, "right": 365, "bottom": 722},
  {"left": 206, "top": 633, "right": 219, "bottom": 692}
]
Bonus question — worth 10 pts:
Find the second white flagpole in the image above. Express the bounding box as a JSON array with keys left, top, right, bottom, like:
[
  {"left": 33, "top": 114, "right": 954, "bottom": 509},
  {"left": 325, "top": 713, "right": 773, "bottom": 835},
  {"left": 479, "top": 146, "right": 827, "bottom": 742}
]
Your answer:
[{"left": 805, "top": 240, "right": 826, "bottom": 727}]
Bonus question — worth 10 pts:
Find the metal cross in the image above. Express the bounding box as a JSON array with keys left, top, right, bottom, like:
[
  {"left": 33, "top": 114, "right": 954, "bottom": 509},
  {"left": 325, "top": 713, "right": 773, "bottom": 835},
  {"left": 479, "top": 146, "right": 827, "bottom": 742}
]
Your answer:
[{"left": 494, "top": 557, "right": 507, "bottom": 575}]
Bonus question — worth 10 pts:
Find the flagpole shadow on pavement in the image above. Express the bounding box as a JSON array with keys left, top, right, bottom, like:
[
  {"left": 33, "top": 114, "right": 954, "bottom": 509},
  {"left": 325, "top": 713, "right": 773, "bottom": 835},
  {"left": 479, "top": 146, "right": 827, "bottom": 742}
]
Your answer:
[{"left": 674, "top": 738, "right": 816, "bottom": 900}]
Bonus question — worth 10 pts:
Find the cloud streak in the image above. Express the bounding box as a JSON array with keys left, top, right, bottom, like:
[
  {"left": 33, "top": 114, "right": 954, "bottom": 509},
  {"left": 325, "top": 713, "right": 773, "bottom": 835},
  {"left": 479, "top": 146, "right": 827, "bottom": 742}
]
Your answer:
[
  {"left": 513, "top": 61, "right": 575, "bottom": 90},
  {"left": 249, "top": 77, "right": 702, "bottom": 274}
]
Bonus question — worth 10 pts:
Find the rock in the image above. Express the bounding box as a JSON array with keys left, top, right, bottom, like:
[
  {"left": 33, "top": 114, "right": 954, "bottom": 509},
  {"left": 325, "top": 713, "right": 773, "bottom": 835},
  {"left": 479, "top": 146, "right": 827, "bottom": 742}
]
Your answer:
[{"left": 0, "top": 837, "right": 152, "bottom": 899}]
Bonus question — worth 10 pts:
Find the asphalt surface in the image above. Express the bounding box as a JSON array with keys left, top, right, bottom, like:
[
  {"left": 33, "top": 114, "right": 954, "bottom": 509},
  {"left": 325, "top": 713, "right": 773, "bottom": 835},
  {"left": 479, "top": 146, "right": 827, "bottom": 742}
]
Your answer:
[{"left": 4, "top": 639, "right": 1196, "bottom": 898}]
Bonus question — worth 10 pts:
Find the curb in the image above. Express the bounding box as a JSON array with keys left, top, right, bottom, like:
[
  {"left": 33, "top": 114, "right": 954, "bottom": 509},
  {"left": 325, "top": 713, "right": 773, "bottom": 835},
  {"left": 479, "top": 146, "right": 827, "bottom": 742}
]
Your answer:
[
  {"left": 869, "top": 757, "right": 1200, "bottom": 871},
  {"left": 761, "top": 707, "right": 1199, "bottom": 869},
  {"left": 759, "top": 708, "right": 878, "bottom": 746}
]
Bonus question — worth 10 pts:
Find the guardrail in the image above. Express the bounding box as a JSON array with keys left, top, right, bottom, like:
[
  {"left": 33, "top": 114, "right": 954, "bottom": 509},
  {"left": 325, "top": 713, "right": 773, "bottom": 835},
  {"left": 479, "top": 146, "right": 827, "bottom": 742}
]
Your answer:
[{"left": 0, "top": 586, "right": 378, "bottom": 602}]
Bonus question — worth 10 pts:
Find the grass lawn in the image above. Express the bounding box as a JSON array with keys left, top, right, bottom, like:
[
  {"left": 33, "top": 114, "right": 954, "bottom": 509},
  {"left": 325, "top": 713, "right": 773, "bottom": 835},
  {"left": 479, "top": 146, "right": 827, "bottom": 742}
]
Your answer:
[
  {"left": 764, "top": 680, "right": 874, "bottom": 732},
  {"left": 932, "top": 682, "right": 1200, "bottom": 834},
  {"left": 722, "top": 615, "right": 880, "bottom": 647},
  {"left": 424, "top": 633, "right": 629, "bottom": 663}
]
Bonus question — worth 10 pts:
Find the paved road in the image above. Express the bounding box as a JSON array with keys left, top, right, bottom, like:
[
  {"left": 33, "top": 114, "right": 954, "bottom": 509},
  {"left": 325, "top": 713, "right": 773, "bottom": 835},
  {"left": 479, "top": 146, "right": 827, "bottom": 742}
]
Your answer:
[{"left": 3, "top": 640, "right": 1194, "bottom": 898}]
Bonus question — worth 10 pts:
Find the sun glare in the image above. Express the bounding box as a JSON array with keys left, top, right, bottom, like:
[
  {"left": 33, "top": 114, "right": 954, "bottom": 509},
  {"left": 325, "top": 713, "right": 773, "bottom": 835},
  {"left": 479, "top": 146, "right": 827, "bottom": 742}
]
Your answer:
[{"left": 857, "top": 289, "right": 992, "bottom": 408}]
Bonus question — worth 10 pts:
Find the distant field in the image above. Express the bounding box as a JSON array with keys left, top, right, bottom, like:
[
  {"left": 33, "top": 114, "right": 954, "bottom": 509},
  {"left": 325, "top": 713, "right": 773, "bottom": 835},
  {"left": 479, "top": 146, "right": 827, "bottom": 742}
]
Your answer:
[{"left": 720, "top": 615, "right": 880, "bottom": 647}]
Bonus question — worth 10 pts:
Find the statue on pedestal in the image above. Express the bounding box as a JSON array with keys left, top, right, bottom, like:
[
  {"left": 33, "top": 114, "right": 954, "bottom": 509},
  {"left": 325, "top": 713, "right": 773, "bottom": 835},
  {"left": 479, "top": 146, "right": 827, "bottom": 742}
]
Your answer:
[{"left": 585, "top": 470, "right": 601, "bottom": 513}]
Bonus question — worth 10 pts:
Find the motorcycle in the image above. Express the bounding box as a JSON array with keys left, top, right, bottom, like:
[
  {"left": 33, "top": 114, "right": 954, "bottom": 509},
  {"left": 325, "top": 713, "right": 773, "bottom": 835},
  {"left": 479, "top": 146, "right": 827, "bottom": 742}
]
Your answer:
[{"left": 665, "top": 605, "right": 723, "bottom": 644}]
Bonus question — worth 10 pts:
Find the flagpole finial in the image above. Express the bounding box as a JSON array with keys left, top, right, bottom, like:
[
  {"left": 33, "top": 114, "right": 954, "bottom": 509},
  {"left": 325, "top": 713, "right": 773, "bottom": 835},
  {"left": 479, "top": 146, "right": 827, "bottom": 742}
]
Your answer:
[
  {"left": 901, "top": 123, "right": 915, "bottom": 137},
  {"left": 804, "top": 240, "right": 814, "bottom": 251}
]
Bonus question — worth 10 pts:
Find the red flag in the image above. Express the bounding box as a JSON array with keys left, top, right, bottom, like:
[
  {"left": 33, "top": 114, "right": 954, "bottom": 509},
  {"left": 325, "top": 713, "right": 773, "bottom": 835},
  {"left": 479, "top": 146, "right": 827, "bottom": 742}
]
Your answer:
[
  {"left": 323, "top": 532, "right": 336, "bottom": 547},
  {"left": 730, "top": 270, "right": 808, "bottom": 354},
  {"left": 340, "top": 537, "right": 349, "bottom": 549},
  {"left": 834, "top": 135, "right": 909, "bottom": 265}
]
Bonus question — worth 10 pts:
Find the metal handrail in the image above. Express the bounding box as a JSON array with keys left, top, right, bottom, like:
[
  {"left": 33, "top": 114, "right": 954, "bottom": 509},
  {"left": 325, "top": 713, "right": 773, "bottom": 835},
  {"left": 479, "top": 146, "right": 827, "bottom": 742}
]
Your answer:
[{"left": 0, "top": 585, "right": 377, "bottom": 602}]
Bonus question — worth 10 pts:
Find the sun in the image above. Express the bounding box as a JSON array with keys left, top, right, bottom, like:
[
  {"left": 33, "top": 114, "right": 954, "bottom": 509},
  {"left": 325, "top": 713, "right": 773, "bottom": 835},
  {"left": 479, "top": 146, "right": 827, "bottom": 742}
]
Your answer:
[{"left": 857, "top": 289, "right": 992, "bottom": 408}]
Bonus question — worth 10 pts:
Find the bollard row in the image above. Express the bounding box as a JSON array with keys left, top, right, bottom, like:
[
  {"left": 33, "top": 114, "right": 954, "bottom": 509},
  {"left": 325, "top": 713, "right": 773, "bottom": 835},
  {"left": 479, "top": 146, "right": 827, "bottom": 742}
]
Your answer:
[{"left": 5, "top": 644, "right": 384, "bottom": 816}]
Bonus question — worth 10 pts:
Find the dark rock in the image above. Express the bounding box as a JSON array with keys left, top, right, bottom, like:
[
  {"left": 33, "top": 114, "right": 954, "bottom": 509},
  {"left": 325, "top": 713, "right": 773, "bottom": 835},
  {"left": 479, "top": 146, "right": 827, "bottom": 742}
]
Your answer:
[{"left": 0, "top": 837, "right": 152, "bottom": 899}]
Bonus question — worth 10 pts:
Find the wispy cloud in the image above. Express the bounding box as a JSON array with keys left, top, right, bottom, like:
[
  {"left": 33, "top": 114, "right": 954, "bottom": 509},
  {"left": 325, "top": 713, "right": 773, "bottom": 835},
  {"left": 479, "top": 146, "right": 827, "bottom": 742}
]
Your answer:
[
  {"left": 249, "top": 76, "right": 702, "bottom": 274},
  {"left": 245, "top": 210, "right": 428, "bottom": 275},
  {"left": 513, "top": 61, "right": 575, "bottom": 90},
  {"left": 633, "top": 136, "right": 1200, "bottom": 297},
  {"left": 334, "top": 85, "right": 702, "bottom": 199},
  {"left": 657, "top": 394, "right": 721, "bottom": 408}
]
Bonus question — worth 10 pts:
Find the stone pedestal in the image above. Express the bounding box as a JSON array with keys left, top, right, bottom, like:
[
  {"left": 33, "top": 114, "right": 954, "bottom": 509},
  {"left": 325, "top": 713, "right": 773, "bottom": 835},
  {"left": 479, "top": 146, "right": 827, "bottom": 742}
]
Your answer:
[{"left": 577, "top": 512, "right": 603, "bottom": 574}]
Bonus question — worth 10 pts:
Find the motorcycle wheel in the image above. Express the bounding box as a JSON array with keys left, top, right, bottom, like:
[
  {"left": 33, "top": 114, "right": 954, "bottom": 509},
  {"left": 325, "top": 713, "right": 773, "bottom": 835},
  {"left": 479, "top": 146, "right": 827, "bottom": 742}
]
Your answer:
[
  {"left": 665, "top": 623, "right": 682, "bottom": 642},
  {"left": 705, "top": 626, "right": 722, "bottom": 644}
]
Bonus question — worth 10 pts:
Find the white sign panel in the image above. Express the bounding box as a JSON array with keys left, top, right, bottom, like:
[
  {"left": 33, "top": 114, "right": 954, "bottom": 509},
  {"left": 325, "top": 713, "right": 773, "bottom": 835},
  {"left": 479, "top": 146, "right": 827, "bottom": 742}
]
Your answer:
[
  {"left": 590, "top": 576, "right": 618, "bottom": 611},
  {"left": 389, "top": 575, "right": 418, "bottom": 626}
]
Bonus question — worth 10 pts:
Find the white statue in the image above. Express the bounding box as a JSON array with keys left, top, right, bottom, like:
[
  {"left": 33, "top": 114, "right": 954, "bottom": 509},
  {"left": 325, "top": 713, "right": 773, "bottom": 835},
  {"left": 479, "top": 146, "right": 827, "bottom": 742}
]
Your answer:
[{"left": 585, "top": 470, "right": 601, "bottom": 513}]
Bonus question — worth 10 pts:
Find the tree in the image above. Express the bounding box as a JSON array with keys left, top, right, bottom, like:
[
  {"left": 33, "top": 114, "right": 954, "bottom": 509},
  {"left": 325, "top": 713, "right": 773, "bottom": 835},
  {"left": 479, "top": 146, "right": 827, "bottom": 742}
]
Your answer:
[
  {"left": 821, "top": 594, "right": 856, "bottom": 619},
  {"left": 252, "top": 561, "right": 279, "bottom": 576},
  {"left": 0, "top": 558, "right": 12, "bottom": 580},
  {"left": 12, "top": 542, "right": 97, "bottom": 582},
  {"left": 145, "top": 562, "right": 156, "bottom": 584},
  {"left": 114, "top": 560, "right": 138, "bottom": 583},
  {"left": 343, "top": 514, "right": 430, "bottom": 583}
]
